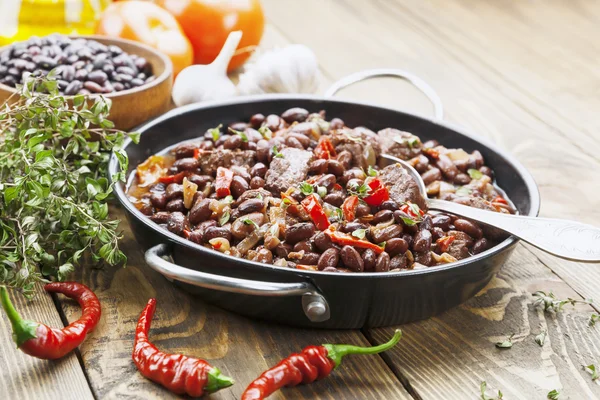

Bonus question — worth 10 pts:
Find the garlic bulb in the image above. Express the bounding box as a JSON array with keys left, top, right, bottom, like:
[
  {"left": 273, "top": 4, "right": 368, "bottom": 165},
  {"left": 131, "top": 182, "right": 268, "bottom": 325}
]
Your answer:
[
  {"left": 237, "top": 44, "right": 320, "bottom": 95},
  {"left": 172, "top": 31, "right": 242, "bottom": 106}
]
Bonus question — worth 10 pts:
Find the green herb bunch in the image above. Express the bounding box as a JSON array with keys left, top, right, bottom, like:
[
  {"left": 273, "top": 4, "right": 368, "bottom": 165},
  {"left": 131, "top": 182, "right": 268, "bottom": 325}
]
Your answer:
[{"left": 0, "top": 73, "right": 139, "bottom": 297}]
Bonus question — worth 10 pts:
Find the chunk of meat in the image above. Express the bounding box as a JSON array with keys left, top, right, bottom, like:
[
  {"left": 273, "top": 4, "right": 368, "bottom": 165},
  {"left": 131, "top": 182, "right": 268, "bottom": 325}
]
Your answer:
[
  {"left": 198, "top": 149, "right": 256, "bottom": 176},
  {"left": 329, "top": 128, "right": 380, "bottom": 169},
  {"left": 446, "top": 230, "right": 473, "bottom": 260},
  {"left": 377, "top": 128, "right": 422, "bottom": 160},
  {"left": 265, "top": 148, "right": 314, "bottom": 195},
  {"left": 379, "top": 163, "right": 428, "bottom": 211}
]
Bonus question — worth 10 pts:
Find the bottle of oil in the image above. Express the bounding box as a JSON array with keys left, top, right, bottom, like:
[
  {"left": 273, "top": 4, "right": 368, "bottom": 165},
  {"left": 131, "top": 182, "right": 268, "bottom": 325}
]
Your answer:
[{"left": 0, "top": 0, "right": 110, "bottom": 46}]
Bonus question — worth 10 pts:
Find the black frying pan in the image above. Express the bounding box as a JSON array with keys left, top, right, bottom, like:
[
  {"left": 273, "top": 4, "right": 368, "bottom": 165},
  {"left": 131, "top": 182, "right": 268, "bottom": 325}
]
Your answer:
[{"left": 109, "top": 70, "right": 540, "bottom": 329}]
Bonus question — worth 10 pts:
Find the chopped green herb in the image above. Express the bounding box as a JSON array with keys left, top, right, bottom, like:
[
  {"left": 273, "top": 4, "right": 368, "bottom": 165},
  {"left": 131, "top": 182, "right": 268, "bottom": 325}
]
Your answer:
[
  {"left": 590, "top": 313, "right": 599, "bottom": 327},
  {"left": 229, "top": 127, "right": 248, "bottom": 142},
  {"left": 299, "top": 182, "right": 314, "bottom": 196},
  {"left": 352, "top": 229, "right": 367, "bottom": 240},
  {"left": 256, "top": 193, "right": 263, "bottom": 200},
  {"left": 532, "top": 291, "right": 593, "bottom": 313},
  {"left": 334, "top": 207, "right": 343, "bottom": 221},
  {"left": 242, "top": 218, "right": 260, "bottom": 230},
  {"left": 317, "top": 186, "right": 327, "bottom": 198},
  {"left": 535, "top": 330, "right": 547, "bottom": 347},
  {"left": 223, "top": 195, "right": 234, "bottom": 204},
  {"left": 219, "top": 210, "right": 230, "bottom": 226},
  {"left": 367, "top": 165, "right": 378, "bottom": 177},
  {"left": 468, "top": 168, "right": 483, "bottom": 180},
  {"left": 584, "top": 364, "right": 599, "bottom": 381},
  {"left": 282, "top": 197, "right": 292, "bottom": 205},
  {"left": 495, "top": 333, "right": 514, "bottom": 349},
  {"left": 208, "top": 124, "right": 223, "bottom": 142},
  {"left": 272, "top": 145, "right": 284, "bottom": 158},
  {"left": 401, "top": 216, "right": 417, "bottom": 226},
  {"left": 547, "top": 389, "right": 560, "bottom": 399},
  {"left": 258, "top": 125, "right": 273, "bottom": 140},
  {"left": 348, "top": 181, "right": 370, "bottom": 198},
  {"left": 409, "top": 202, "right": 421, "bottom": 216},
  {"left": 378, "top": 242, "right": 386, "bottom": 249},
  {"left": 455, "top": 186, "right": 472, "bottom": 197},
  {"left": 394, "top": 135, "right": 420, "bottom": 148}
]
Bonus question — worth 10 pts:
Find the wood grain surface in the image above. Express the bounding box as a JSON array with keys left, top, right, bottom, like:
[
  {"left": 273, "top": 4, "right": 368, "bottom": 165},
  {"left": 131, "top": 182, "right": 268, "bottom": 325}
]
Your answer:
[{"left": 2, "top": 1, "right": 600, "bottom": 399}]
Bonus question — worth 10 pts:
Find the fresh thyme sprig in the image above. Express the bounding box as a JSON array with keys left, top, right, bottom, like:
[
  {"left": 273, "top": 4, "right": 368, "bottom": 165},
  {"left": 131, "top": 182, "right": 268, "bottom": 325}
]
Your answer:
[{"left": 0, "top": 73, "right": 138, "bottom": 297}]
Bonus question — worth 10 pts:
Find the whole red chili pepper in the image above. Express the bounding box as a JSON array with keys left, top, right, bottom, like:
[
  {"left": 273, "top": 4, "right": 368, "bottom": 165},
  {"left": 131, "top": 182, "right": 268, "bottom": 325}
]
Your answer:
[
  {"left": 215, "top": 167, "right": 234, "bottom": 198},
  {"left": 242, "top": 329, "right": 402, "bottom": 400},
  {"left": 301, "top": 194, "right": 330, "bottom": 231},
  {"left": 132, "top": 298, "right": 234, "bottom": 397},
  {"left": 0, "top": 282, "right": 101, "bottom": 360}
]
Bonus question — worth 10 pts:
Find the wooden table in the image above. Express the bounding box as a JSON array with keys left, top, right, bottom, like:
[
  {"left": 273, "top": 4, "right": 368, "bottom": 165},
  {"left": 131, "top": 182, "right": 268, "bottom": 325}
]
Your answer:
[{"left": 3, "top": 1, "right": 600, "bottom": 399}]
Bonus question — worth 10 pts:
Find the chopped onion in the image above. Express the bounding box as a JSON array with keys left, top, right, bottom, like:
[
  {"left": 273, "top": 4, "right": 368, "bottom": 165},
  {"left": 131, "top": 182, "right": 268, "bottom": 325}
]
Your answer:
[
  {"left": 182, "top": 177, "right": 198, "bottom": 209},
  {"left": 136, "top": 155, "right": 166, "bottom": 187},
  {"left": 446, "top": 149, "right": 470, "bottom": 161},
  {"left": 362, "top": 143, "right": 376, "bottom": 167},
  {"left": 431, "top": 251, "right": 458, "bottom": 264},
  {"left": 209, "top": 238, "right": 230, "bottom": 252},
  {"left": 236, "top": 223, "right": 270, "bottom": 255},
  {"left": 426, "top": 181, "right": 441, "bottom": 196},
  {"left": 439, "top": 181, "right": 456, "bottom": 197}
]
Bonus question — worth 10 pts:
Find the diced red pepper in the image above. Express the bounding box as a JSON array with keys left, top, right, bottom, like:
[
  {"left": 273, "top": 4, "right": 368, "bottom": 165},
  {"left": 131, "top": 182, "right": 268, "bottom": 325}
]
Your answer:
[
  {"left": 314, "top": 136, "right": 336, "bottom": 159},
  {"left": 158, "top": 171, "right": 187, "bottom": 184},
  {"left": 193, "top": 148, "right": 201, "bottom": 159},
  {"left": 324, "top": 228, "right": 384, "bottom": 254},
  {"left": 342, "top": 195, "right": 359, "bottom": 221},
  {"left": 422, "top": 147, "right": 439, "bottom": 159},
  {"left": 215, "top": 167, "right": 234, "bottom": 198},
  {"left": 333, "top": 183, "right": 343, "bottom": 191},
  {"left": 296, "top": 264, "right": 318, "bottom": 271},
  {"left": 493, "top": 196, "right": 508, "bottom": 205},
  {"left": 183, "top": 229, "right": 191, "bottom": 239},
  {"left": 399, "top": 202, "right": 424, "bottom": 219},
  {"left": 436, "top": 236, "right": 456, "bottom": 253},
  {"left": 301, "top": 194, "right": 331, "bottom": 231},
  {"left": 363, "top": 179, "right": 389, "bottom": 206}
]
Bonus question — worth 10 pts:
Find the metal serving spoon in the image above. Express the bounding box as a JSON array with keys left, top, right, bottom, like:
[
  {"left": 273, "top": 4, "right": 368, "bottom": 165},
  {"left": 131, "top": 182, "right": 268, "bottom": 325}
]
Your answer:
[{"left": 380, "top": 155, "right": 600, "bottom": 262}]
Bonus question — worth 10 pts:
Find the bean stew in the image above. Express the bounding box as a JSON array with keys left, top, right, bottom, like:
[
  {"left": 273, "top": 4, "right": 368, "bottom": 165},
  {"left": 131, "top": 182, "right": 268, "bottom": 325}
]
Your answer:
[{"left": 128, "top": 109, "right": 515, "bottom": 273}]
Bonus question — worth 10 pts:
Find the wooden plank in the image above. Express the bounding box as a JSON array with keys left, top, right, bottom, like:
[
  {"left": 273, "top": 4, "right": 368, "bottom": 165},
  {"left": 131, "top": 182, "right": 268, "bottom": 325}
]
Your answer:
[
  {"left": 55, "top": 206, "right": 411, "bottom": 400},
  {"left": 369, "top": 245, "right": 600, "bottom": 399},
  {"left": 0, "top": 283, "right": 93, "bottom": 400}
]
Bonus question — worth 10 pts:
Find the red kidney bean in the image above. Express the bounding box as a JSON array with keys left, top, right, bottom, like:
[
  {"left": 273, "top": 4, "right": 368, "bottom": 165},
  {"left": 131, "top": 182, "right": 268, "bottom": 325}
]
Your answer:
[
  {"left": 150, "top": 212, "right": 169, "bottom": 224},
  {"left": 265, "top": 114, "right": 284, "bottom": 131},
  {"left": 250, "top": 113, "right": 265, "bottom": 128},
  {"left": 372, "top": 210, "right": 394, "bottom": 225},
  {"left": 330, "top": 118, "right": 344, "bottom": 130},
  {"left": 420, "top": 215, "right": 433, "bottom": 231},
  {"left": 336, "top": 150, "right": 353, "bottom": 169},
  {"left": 340, "top": 222, "right": 368, "bottom": 233},
  {"left": 453, "top": 159, "right": 469, "bottom": 172},
  {"left": 323, "top": 192, "right": 344, "bottom": 207},
  {"left": 454, "top": 219, "right": 483, "bottom": 239},
  {"left": 167, "top": 212, "right": 187, "bottom": 235},
  {"left": 355, "top": 203, "right": 371, "bottom": 218},
  {"left": 250, "top": 162, "right": 268, "bottom": 178},
  {"left": 375, "top": 252, "right": 390, "bottom": 272},
  {"left": 189, "top": 198, "right": 212, "bottom": 224},
  {"left": 174, "top": 142, "right": 197, "bottom": 159},
  {"left": 256, "top": 249, "right": 273, "bottom": 264},
  {"left": 410, "top": 155, "right": 430, "bottom": 173},
  {"left": 472, "top": 238, "right": 490, "bottom": 254},
  {"left": 231, "top": 175, "right": 250, "bottom": 198},
  {"left": 285, "top": 223, "right": 315, "bottom": 244},
  {"left": 287, "top": 133, "right": 310, "bottom": 148},
  {"left": 150, "top": 192, "right": 167, "bottom": 209},
  {"left": 309, "top": 159, "right": 328, "bottom": 175},
  {"left": 188, "top": 174, "right": 213, "bottom": 189},
  {"left": 281, "top": 107, "right": 309, "bottom": 123},
  {"left": 165, "top": 183, "right": 183, "bottom": 200},
  {"left": 379, "top": 200, "right": 399, "bottom": 211},
  {"left": 256, "top": 140, "right": 271, "bottom": 163},
  {"left": 230, "top": 212, "right": 265, "bottom": 239},
  {"left": 138, "top": 203, "right": 153, "bottom": 216},
  {"left": 300, "top": 252, "right": 320, "bottom": 265},
  {"left": 479, "top": 166, "right": 493, "bottom": 177},
  {"left": 431, "top": 227, "right": 445, "bottom": 241},
  {"left": 229, "top": 122, "right": 248, "bottom": 131},
  {"left": 470, "top": 150, "right": 484, "bottom": 169},
  {"left": 250, "top": 176, "right": 265, "bottom": 189},
  {"left": 413, "top": 229, "right": 432, "bottom": 252},
  {"left": 274, "top": 243, "right": 292, "bottom": 258},
  {"left": 293, "top": 240, "right": 313, "bottom": 253},
  {"left": 316, "top": 174, "right": 336, "bottom": 191},
  {"left": 415, "top": 251, "right": 432, "bottom": 266},
  {"left": 454, "top": 173, "right": 471, "bottom": 185},
  {"left": 431, "top": 214, "right": 452, "bottom": 230},
  {"left": 224, "top": 135, "right": 242, "bottom": 150},
  {"left": 340, "top": 246, "right": 364, "bottom": 272},
  {"left": 390, "top": 254, "right": 408, "bottom": 270},
  {"left": 448, "top": 230, "right": 474, "bottom": 247},
  {"left": 385, "top": 238, "right": 408, "bottom": 257},
  {"left": 422, "top": 139, "right": 439, "bottom": 148},
  {"left": 436, "top": 155, "right": 459, "bottom": 180},
  {"left": 421, "top": 168, "right": 442, "bottom": 185},
  {"left": 313, "top": 231, "right": 332, "bottom": 252},
  {"left": 238, "top": 198, "right": 264, "bottom": 214},
  {"left": 204, "top": 226, "right": 232, "bottom": 243},
  {"left": 341, "top": 169, "right": 366, "bottom": 185},
  {"left": 318, "top": 248, "right": 340, "bottom": 271},
  {"left": 322, "top": 266, "right": 340, "bottom": 273},
  {"left": 174, "top": 157, "right": 199, "bottom": 171},
  {"left": 327, "top": 160, "right": 345, "bottom": 176},
  {"left": 166, "top": 199, "right": 186, "bottom": 213},
  {"left": 188, "top": 229, "right": 204, "bottom": 244},
  {"left": 362, "top": 248, "right": 377, "bottom": 272},
  {"left": 370, "top": 224, "right": 403, "bottom": 244}
]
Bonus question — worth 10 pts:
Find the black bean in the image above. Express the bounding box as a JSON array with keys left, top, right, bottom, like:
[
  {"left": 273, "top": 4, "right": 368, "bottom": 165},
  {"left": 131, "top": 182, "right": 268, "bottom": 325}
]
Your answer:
[
  {"left": 167, "top": 212, "right": 186, "bottom": 235},
  {"left": 238, "top": 198, "right": 264, "bottom": 214},
  {"left": 415, "top": 251, "right": 432, "bottom": 266},
  {"left": 256, "top": 140, "right": 270, "bottom": 163},
  {"left": 204, "top": 227, "right": 232, "bottom": 243},
  {"left": 116, "top": 66, "right": 136, "bottom": 76},
  {"left": 454, "top": 173, "right": 471, "bottom": 185},
  {"left": 431, "top": 227, "right": 445, "bottom": 241},
  {"left": 281, "top": 107, "right": 309, "bottom": 123},
  {"left": 135, "top": 57, "right": 148, "bottom": 71},
  {"left": 64, "top": 80, "right": 83, "bottom": 95},
  {"left": 231, "top": 175, "right": 250, "bottom": 198},
  {"left": 341, "top": 246, "right": 364, "bottom": 272},
  {"left": 224, "top": 134, "right": 242, "bottom": 149},
  {"left": 362, "top": 248, "right": 377, "bottom": 272},
  {"left": 285, "top": 223, "right": 315, "bottom": 244},
  {"left": 385, "top": 238, "right": 408, "bottom": 257},
  {"left": 454, "top": 219, "right": 483, "bottom": 239},
  {"left": 88, "top": 70, "right": 107, "bottom": 84},
  {"left": 313, "top": 231, "right": 333, "bottom": 252},
  {"left": 370, "top": 224, "right": 403, "bottom": 243},
  {"left": 66, "top": 54, "right": 79, "bottom": 64},
  {"left": 7, "top": 67, "right": 20, "bottom": 77},
  {"left": 372, "top": 210, "right": 394, "bottom": 225},
  {"left": 166, "top": 198, "right": 186, "bottom": 213},
  {"left": 189, "top": 198, "right": 212, "bottom": 224},
  {"left": 256, "top": 249, "right": 273, "bottom": 264},
  {"left": 231, "top": 212, "right": 264, "bottom": 239},
  {"left": 57, "top": 80, "right": 69, "bottom": 90},
  {"left": 420, "top": 215, "right": 433, "bottom": 231},
  {"left": 286, "top": 136, "right": 303, "bottom": 149},
  {"left": 413, "top": 229, "right": 432, "bottom": 252},
  {"left": 150, "top": 192, "right": 167, "bottom": 209},
  {"left": 249, "top": 162, "right": 266, "bottom": 178},
  {"left": 472, "top": 238, "right": 490, "bottom": 254},
  {"left": 323, "top": 192, "right": 344, "bottom": 207},
  {"left": 165, "top": 183, "right": 183, "bottom": 200},
  {"left": 61, "top": 65, "right": 75, "bottom": 81}
]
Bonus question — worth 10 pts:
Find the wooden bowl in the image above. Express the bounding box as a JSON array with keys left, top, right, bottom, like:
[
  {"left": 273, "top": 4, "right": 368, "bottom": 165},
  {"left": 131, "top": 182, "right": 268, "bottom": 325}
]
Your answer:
[{"left": 0, "top": 35, "right": 173, "bottom": 131}]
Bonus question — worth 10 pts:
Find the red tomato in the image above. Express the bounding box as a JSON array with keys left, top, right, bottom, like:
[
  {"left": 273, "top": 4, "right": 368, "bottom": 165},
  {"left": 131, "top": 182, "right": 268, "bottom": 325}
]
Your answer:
[
  {"left": 95, "top": 1, "right": 193, "bottom": 77},
  {"left": 156, "top": 0, "right": 265, "bottom": 71}
]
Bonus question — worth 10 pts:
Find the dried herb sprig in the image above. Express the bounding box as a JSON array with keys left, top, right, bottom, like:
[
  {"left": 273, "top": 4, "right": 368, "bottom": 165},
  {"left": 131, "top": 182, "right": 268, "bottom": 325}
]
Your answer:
[
  {"left": 533, "top": 291, "right": 594, "bottom": 313},
  {"left": 480, "top": 381, "right": 503, "bottom": 400},
  {"left": 0, "top": 73, "right": 139, "bottom": 297}
]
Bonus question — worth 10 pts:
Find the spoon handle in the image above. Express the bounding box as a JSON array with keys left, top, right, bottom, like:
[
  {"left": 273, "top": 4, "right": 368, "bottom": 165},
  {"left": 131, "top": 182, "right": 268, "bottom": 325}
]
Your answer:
[{"left": 427, "top": 199, "right": 600, "bottom": 262}]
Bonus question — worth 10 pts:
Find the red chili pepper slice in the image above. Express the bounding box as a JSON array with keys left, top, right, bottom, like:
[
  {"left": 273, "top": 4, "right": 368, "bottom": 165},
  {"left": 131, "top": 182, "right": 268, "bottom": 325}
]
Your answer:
[
  {"left": 133, "top": 299, "right": 234, "bottom": 397},
  {"left": 301, "top": 194, "right": 330, "bottom": 231},
  {"left": 324, "top": 228, "right": 384, "bottom": 254},
  {"left": 363, "top": 179, "right": 389, "bottom": 206},
  {"left": 333, "top": 183, "right": 343, "bottom": 191},
  {"left": 158, "top": 171, "right": 187, "bottom": 184},
  {"left": 422, "top": 147, "right": 439, "bottom": 159},
  {"left": 241, "top": 330, "right": 402, "bottom": 400},
  {"left": 193, "top": 148, "right": 201, "bottom": 159},
  {"left": 436, "top": 235, "right": 456, "bottom": 253},
  {"left": 314, "top": 136, "right": 336, "bottom": 159},
  {"left": 341, "top": 195, "right": 359, "bottom": 221},
  {"left": 0, "top": 282, "right": 101, "bottom": 360},
  {"left": 215, "top": 167, "right": 234, "bottom": 198},
  {"left": 493, "top": 196, "right": 508, "bottom": 205}
]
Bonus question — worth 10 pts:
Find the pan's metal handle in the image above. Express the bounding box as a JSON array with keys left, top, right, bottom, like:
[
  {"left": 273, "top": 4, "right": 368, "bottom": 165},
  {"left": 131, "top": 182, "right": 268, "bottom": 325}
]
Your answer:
[
  {"left": 324, "top": 68, "right": 444, "bottom": 120},
  {"left": 145, "top": 244, "right": 330, "bottom": 322}
]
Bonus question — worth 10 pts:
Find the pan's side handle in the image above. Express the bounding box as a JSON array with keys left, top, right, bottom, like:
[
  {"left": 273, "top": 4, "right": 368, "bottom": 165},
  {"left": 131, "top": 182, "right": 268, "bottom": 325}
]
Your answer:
[
  {"left": 145, "top": 244, "right": 330, "bottom": 323},
  {"left": 324, "top": 68, "right": 444, "bottom": 120}
]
